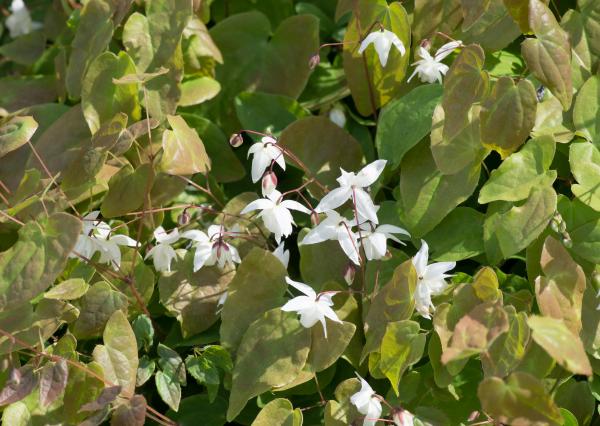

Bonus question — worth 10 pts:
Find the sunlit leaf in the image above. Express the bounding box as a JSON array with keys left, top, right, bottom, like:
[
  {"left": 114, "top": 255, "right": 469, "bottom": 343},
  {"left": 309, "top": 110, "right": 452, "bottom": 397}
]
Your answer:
[
  {"left": 160, "top": 114, "right": 211, "bottom": 176},
  {"left": 569, "top": 141, "right": 600, "bottom": 211},
  {"left": 252, "top": 398, "right": 302, "bottom": 426},
  {"left": 0, "top": 116, "right": 38, "bottom": 159}
]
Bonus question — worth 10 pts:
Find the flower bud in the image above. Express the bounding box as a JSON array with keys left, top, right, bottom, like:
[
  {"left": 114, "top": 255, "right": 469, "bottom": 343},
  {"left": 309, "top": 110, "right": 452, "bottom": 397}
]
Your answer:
[
  {"left": 550, "top": 218, "right": 560, "bottom": 233},
  {"left": 392, "top": 409, "right": 415, "bottom": 426},
  {"left": 558, "top": 220, "right": 567, "bottom": 233},
  {"left": 261, "top": 171, "right": 278, "bottom": 196},
  {"left": 229, "top": 133, "right": 243, "bottom": 148},
  {"left": 308, "top": 53, "right": 320, "bottom": 69},
  {"left": 310, "top": 211, "right": 320, "bottom": 226},
  {"left": 343, "top": 262, "right": 356, "bottom": 286},
  {"left": 562, "top": 236, "right": 573, "bottom": 248},
  {"left": 419, "top": 38, "right": 431, "bottom": 51},
  {"left": 177, "top": 209, "right": 190, "bottom": 226}
]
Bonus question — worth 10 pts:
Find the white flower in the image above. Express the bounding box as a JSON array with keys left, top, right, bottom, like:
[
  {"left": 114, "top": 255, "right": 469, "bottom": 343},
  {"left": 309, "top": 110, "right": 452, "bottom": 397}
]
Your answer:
[
  {"left": 315, "top": 160, "right": 386, "bottom": 224},
  {"left": 145, "top": 226, "right": 181, "bottom": 272},
  {"left": 329, "top": 106, "right": 346, "bottom": 128},
  {"left": 272, "top": 242, "right": 289, "bottom": 268},
  {"left": 240, "top": 190, "right": 310, "bottom": 243},
  {"left": 360, "top": 224, "right": 410, "bottom": 261},
  {"left": 281, "top": 277, "right": 341, "bottom": 337},
  {"left": 247, "top": 136, "right": 285, "bottom": 183},
  {"left": 407, "top": 41, "right": 461, "bottom": 84},
  {"left": 350, "top": 374, "right": 382, "bottom": 426},
  {"left": 182, "top": 224, "right": 241, "bottom": 271},
  {"left": 5, "top": 0, "right": 42, "bottom": 38},
  {"left": 412, "top": 240, "right": 455, "bottom": 319},
  {"left": 358, "top": 29, "right": 406, "bottom": 67},
  {"left": 300, "top": 210, "right": 361, "bottom": 265},
  {"left": 70, "top": 211, "right": 138, "bottom": 269}
]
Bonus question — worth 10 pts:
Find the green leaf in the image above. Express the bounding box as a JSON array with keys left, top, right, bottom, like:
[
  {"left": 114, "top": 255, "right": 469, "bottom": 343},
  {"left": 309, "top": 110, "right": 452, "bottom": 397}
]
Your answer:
[
  {"left": 342, "top": 1, "right": 411, "bottom": 116},
  {"left": 81, "top": 51, "right": 141, "bottom": 134},
  {"left": 535, "top": 236, "right": 586, "bottom": 334},
  {"left": 72, "top": 281, "right": 128, "bottom": 340},
  {"left": 208, "top": 12, "right": 319, "bottom": 131},
  {"left": 480, "top": 77, "right": 538, "bottom": 158},
  {"left": 251, "top": 398, "right": 302, "bottom": 426},
  {"left": 159, "top": 251, "right": 233, "bottom": 337},
  {"left": 442, "top": 44, "right": 489, "bottom": 141},
  {"left": 220, "top": 248, "right": 287, "bottom": 351},
  {"left": 158, "top": 343, "right": 186, "bottom": 385},
  {"left": 92, "top": 310, "right": 139, "bottom": 395},
  {"left": 305, "top": 320, "right": 356, "bottom": 373},
  {"left": 167, "top": 394, "right": 227, "bottom": 426},
  {"left": 557, "top": 196, "right": 600, "bottom": 264},
  {"left": 101, "top": 163, "right": 152, "bottom": 218},
  {"left": 555, "top": 380, "right": 595, "bottom": 426},
  {"left": 573, "top": 75, "right": 600, "bottom": 148},
  {"left": 481, "top": 307, "right": 530, "bottom": 378},
  {"left": 279, "top": 116, "right": 363, "bottom": 194},
  {"left": 235, "top": 91, "right": 311, "bottom": 136},
  {"left": 378, "top": 320, "right": 426, "bottom": 395},
  {"left": 132, "top": 314, "right": 154, "bottom": 352},
  {"left": 442, "top": 302, "right": 509, "bottom": 364},
  {"left": 324, "top": 378, "right": 361, "bottom": 426},
  {"left": 0, "top": 212, "right": 81, "bottom": 310},
  {"left": 375, "top": 84, "right": 443, "bottom": 168},
  {"left": 136, "top": 356, "right": 156, "bottom": 387},
  {"left": 399, "top": 140, "right": 481, "bottom": 238},
  {"left": 362, "top": 260, "right": 417, "bottom": 362},
  {"left": 179, "top": 113, "right": 245, "bottom": 183},
  {"left": 160, "top": 114, "right": 211, "bottom": 176},
  {"left": 44, "top": 278, "right": 89, "bottom": 300},
  {"left": 484, "top": 185, "right": 557, "bottom": 264},
  {"left": 423, "top": 207, "right": 485, "bottom": 261},
  {"left": 478, "top": 372, "right": 562, "bottom": 426},
  {"left": 503, "top": 0, "right": 531, "bottom": 32},
  {"left": 479, "top": 135, "right": 556, "bottom": 204},
  {"left": 521, "top": 0, "right": 573, "bottom": 110},
  {"left": 460, "top": 0, "right": 521, "bottom": 51},
  {"left": 180, "top": 77, "right": 221, "bottom": 107},
  {"left": 527, "top": 315, "right": 592, "bottom": 376},
  {"left": 0, "top": 116, "right": 38, "bottom": 159},
  {"left": 569, "top": 141, "right": 600, "bottom": 211},
  {"left": 156, "top": 370, "right": 182, "bottom": 412},
  {"left": 62, "top": 362, "right": 105, "bottom": 424},
  {"left": 227, "top": 309, "right": 311, "bottom": 421},
  {"left": 298, "top": 228, "right": 349, "bottom": 289}
]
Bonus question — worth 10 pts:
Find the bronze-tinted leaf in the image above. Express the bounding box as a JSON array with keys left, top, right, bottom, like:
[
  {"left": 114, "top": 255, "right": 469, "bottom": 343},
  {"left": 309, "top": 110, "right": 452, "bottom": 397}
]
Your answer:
[
  {"left": 39, "top": 359, "right": 69, "bottom": 407},
  {"left": 160, "top": 115, "right": 211, "bottom": 176},
  {"left": 0, "top": 366, "right": 37, "bottom": 406}
]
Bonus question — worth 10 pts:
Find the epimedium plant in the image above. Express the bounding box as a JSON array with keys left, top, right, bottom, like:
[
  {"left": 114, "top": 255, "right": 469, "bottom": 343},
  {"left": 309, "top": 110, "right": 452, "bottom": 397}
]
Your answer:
[{"left": 0, "top": 0, "right": 599, "bottom": 425}]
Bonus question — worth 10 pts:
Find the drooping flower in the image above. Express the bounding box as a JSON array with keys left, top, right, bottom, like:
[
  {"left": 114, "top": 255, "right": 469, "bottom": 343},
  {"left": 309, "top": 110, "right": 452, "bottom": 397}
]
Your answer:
[
  {"left": 182, "top": 224, "right": 241, "bottom": 271},
  {"left": 240, "top": 190, "right": 311, "bottom": 243},
  {"left": 280, "top": 277, "right": 341, "bottom": 338},
  {"left": 360, "top": 224, "right": 411, "bottom": 261},
  {"left": 407, "top": 41, "right": 462, "bottom": 84},
  {"left": 272, "top": 241, "right": 290, "bottom": 268},
  {"left": 5, "top": 0, "right": 42, "bottom": 38},
  {"left": 300, "top": 210, "right": 361, "bottom": 265},
  {"left": 145, "top": 226, "right": 181, "bottom": 273},
  {"left": 358, "top": 29, "right": 406, "bottom": 67},
  {"left": 350, "top": 373, "right": 383, "bottom": 426},
  {"left": 315, "top": 160, "right": 386, "bottom": 224},
  {"left": 412, "top": 240, "right": 455, "bottom": 319},
  {"left": 247, "top": 136, "right": 285, "bottom": 183}
]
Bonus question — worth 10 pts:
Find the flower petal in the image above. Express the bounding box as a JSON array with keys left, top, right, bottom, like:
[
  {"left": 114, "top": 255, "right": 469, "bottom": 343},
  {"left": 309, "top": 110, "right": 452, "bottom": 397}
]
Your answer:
[{"left": 285, "top": 277, "right": 316, "bottom": 298}]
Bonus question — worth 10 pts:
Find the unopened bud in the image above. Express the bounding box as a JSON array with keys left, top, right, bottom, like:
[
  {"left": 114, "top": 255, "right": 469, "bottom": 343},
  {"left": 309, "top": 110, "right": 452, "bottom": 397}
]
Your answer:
[
  {"left": 261, "top": 171, "right": 278, "bottom": 196},
  {"left": 392, "top": 409, "right": 415, "bottom": 426},
  {"left": 310, "top": 211, "right": 320, "bottom": 226},
  {"left": 178, "top": 209, "right": 191, "bottom": 226},
  {"left": 550, "top": 219, "right": 560, "bottom": 233},
  {"left": 308, "top": 53, "right": 320, "bottom": 69},
  {"left": 229, "top": 133, "right": 243, "bottom": 148},
  {"left": 562, "top": 236, "right": 573, "bottom": 248},
  {"left": 343, "top": 262, "right": 357, "bottom": 286},
  {"left": 558, "top": 220, "right": 567, "bottom": 233},
  {"left": 420, "top": 38, "right": 431, "bottom": 50}
]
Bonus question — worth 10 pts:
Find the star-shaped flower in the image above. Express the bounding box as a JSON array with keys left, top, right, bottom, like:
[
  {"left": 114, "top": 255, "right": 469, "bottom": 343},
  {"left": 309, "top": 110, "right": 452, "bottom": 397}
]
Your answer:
[
  {"left": 350, "top": 373, "right": 382, "bottom": 426},
  {"left": 182, "top": 224, "right": 241, "bottom": 271},
  {"left": 240, "top": 190, "right": 311, "bottom": 243},
  {"left": 358, "top": 29, "right": 406, "bottom": 67},
  {"left": 280, "top": 277, "right": 341, "bottom": 338},
  {"left": 300, "top": 210, "right": 361, "bottom": 265},
  {"left": 407, "top": 41, "right": 461, "bottom": 84},
  {"left": 360, "top": 224, "right": 410, "bottom": 261},
  {"left": 315, "top": 159, "right": 386, "bottom": 224},
  {"left": 247, "top": 136, "right": 285, "bottom": 183},
  {"left": 145, "top": 226, "right": 181, "bottom": 272},
  {"left": 412, "top": 240, "right": 455, "bottom": 319}
]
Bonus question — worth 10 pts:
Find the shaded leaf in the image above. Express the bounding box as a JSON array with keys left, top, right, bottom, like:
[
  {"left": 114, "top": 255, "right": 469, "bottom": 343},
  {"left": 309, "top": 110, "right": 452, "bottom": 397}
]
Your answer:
[
  {"left": 0, "top": 366, "right": 37, "bottom": 406},
  {"left": 79, "top": 385, "right": 122, "bottom": 412},
  {"left": 227, "top": 309, "right": 311, "bottom": 421},
  {"left": 72, "top": 282, "right": 128, "bottom": 340},
  {"left": 111, "top": 394, "right": 147, "bottom": 426},
  {"left": 39, "top": 359, "right": 68, "bottom": 407},
  {"left": 101, "top": 163, "right": 152, "bottom": 218}
]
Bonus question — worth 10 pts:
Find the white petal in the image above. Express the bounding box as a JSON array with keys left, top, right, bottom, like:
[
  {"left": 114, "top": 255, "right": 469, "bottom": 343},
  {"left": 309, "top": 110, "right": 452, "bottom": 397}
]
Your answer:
[
  {"left": 110, "top": 234, "right": 138, "bottom": 247},
  {"left": 250, "top": 150, "right": 271, "bottom": 183},
  {"left": 319, "top": 303, "right": 342, "bottom": 324},
  {"left": 315, "top": 186, "right": 353, "bottom": 213},
  {"left": 280, "top": 200, "right": 311, "bottom": 214},
  {"left": 424, "top": 261, "right": 456, "bottom": 280},
  {"left": 373, "top": 33, "right": 392, "bottom": 66},
  {"left": 412, "top": 240, "right": 429, "bottom": 277},
  {"left": 353, "top": 188, "right": 379, "bottom": 224},
  {"left": 355, "top": 159, "right": 387, "bottom": 187},
  {"left": 285, "top": 277, "right": 316, "bottom": 298},
  {"left": 363, "top": 233, "right": 387, "bottom": 260},
  {"left": 240, "top": 198, "right": 275, "bottom": 214},
  {"left": 376, "top": 224, "right": 410, "bottom": 237},
  {"left": 300, "top": 222, "right": 335, "bottom": 245},
  {"left": 358, "top": 31, "right": 380, "bottom": 55},
  {"left": 387, "top": 30, "right": 406, "bottom": 56},
  {"left": 435, "top": 40, "right": 462, "bottom": 61},
  {"left": 336, "top": 226, "right": 361, "bottom": 266},
  {"left": 281, "top": 295, "right": 314, "bottom": 313},
  {"left": 192, "top": 244, "right": 213, "bottom": 271},
  {"left": 181, "top": 229, "right": 210, "bottom": 243},
  {"left": 364, "top": 398, "right": 383, "bottom": 426},
  {"left": 272, "top": 242, "right": 290, "bottom": 268}
]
